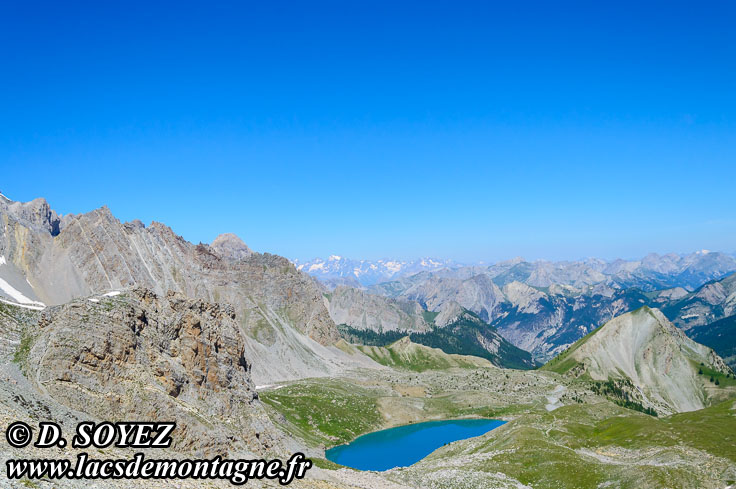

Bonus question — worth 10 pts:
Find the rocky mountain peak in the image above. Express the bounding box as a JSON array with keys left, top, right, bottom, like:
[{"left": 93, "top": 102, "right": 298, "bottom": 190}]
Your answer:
[
  {"left": 0, "top": 195, "right": 61, "bottom": 236},
  {"left": 434, "top": 301, "right": 466, "bottom": 327},
  {"left": 544, "top": 306, "right": 730, "bottom": 414},
  {"left": 502, "top": 281, "right": 545, "bottom": 309},
  {"left": 0, "top": 196, "right": 347, "bottom": 382},
  {"left": 210, "top": 233, "right": 253, "bottom": 262}
]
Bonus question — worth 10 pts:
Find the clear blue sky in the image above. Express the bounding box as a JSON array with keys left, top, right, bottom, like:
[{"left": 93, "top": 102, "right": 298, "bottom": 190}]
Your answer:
[{"left": 1, "top": 1, "right": 734, "bottom": 262}]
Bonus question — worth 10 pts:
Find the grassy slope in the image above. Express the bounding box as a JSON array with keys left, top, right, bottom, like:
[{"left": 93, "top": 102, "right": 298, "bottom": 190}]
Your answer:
[
  {"left": 411, "top": 314, "right": 535, "bottom": 369},
  {"left": 403, "top": 400, "right": 736, "bottom": 489},
  {"left": 260, "top": 379, "right": 384, "bottom": 446},
  {"left": 696, "top": 361, "right": 736, "bottom": 387},
  {"left": 354, "top": 338, "right": 491, "bottom": 372}
]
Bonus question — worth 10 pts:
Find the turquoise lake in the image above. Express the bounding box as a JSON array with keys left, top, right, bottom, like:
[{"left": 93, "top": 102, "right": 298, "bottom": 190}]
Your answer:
[{"left": 325, "top": 418, "right": 505, "bottom": 471}]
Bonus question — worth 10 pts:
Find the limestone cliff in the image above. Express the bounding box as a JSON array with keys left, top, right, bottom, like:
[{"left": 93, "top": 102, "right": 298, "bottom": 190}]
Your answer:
[
  {"left": 0, "top": 196, "right": 375, "bottom": 383},
  {"left": 1, "top": 290, "right": 291, "bottom": 458}
]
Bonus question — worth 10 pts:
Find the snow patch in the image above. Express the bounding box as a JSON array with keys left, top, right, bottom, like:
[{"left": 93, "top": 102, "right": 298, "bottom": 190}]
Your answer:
[
  {"left": 0, "top": 277, "right": 45, "bottom": 307},
  {"left": 383, "top": 261, "right": 403, "bottom": 274},
  {"left": 0, "top": 298, "right": 44, "bottom": 310},
  {"left": 103, "top": 291, "right": 121, "bottom": 297}
]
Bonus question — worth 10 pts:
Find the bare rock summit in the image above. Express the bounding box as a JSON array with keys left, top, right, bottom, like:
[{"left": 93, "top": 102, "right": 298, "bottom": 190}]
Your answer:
[{"left": 210, "top": 233, "right": 253, "bottom": 261}]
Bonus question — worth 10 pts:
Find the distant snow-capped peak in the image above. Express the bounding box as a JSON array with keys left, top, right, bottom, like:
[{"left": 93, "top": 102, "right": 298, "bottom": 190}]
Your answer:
[
  {"left": 294, "top": 250, "right": 736, "bottom": 291},
  {"left": 292, "top": 256, "right": 458, "bottom": 286}
]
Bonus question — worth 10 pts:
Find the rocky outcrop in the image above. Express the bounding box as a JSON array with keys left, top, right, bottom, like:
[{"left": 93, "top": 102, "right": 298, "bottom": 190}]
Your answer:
[
  {"left": 501, "top": 281, "right": 546, "bottom": 314},
  {"left": 210, "top": 233, "right": 253, "bottom": 262},
  {"left": 14, "top": 289, "right": 286, "bottom": 457},
  {"left": 433, "top": 301, "right": 465, "bottom": 327},
  {"left": 0, "top": 196, "right": 60, "bottom": 235}
]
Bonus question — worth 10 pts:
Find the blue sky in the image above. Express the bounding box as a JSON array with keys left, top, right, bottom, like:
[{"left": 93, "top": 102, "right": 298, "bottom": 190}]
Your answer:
[{"left": 1, "top": 1, "right": 734, "bottom": 262}]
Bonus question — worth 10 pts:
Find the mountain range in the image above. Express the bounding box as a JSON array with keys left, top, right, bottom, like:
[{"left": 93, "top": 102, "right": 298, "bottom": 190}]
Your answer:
[
  {"left": 1, "top": 193, "right": 735, "bottom": 488},
  {"left": 301, "top": 251, "right": 736, "bottom": 291},
  {"left": 4, "top": 194, "right": 731, "bottom": 372},
  {"left": 0, "top": 195, "right": 376, "bottom": 384},
  {"left": 320, "top": 252, "right": 736, "bottom": 367},
  {"left": 293, "top": 256, "right": 460, "bottom": 287}
]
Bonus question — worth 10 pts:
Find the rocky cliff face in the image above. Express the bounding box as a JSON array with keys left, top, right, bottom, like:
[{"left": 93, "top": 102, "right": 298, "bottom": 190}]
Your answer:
[
  {"left": 657, "top": 273, "right": 736, "bottom": 369},
  {"left": 544, "top": 307, "right": 731, "bottom": 414},
  {"left": 2, "top": 201, "right": 336, "bottom": 342},
  {"left": 490, "top": 283, "right": 654, "bottom": 361},
  {"left": 1, "top": 290, "right": 292, "bottom": 459},
  {"left": 0, "top": 196, "right": 372, "bottom": 384},
  {"left": 27, "top": 289, "right": 281, "bottom": 455}
]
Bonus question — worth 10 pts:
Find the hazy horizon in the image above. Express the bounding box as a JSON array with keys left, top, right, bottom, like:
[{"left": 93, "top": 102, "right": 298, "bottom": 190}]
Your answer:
[
  {"left": 291, "top": 249, "right": 736, "bottom": 265},
  {"left": 1, "top": 190, "right": 734, "bottom": 264}
]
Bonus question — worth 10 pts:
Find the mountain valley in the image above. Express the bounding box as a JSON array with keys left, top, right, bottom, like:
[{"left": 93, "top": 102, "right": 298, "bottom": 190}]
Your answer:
[
  {"left": 0, "top": 194, "right": 734, "bottom": 489},
  {"left": 316, "top": 254, "right": 736, "bottom": 368}
]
